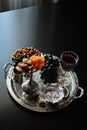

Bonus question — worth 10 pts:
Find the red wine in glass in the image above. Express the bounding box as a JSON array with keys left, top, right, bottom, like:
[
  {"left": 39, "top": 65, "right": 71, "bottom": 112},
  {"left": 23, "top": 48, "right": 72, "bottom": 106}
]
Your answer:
[{"left": 60, "top": 51, "right": 79, "bottom": 71}]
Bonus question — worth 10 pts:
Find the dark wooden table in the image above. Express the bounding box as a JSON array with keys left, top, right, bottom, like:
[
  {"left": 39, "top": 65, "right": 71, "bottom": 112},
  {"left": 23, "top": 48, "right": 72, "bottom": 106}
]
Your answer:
[{"left": 0, "top": 2, "right": 87, "bottom": 130}]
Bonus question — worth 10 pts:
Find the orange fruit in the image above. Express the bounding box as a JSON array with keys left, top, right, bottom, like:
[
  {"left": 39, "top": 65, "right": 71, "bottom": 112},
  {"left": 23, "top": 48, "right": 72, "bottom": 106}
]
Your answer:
[{"left": 30, "top": 55, "right": 45, "bottom": 70}]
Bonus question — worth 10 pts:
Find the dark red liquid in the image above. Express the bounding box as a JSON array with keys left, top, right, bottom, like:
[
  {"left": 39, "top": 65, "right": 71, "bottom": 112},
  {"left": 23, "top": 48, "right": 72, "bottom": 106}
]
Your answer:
[
  {"left": 60, "top": 54, "right": 77, "bottom": 71},
  {"left": 62, "top": 55, "right": 76, "bottom": 64}
]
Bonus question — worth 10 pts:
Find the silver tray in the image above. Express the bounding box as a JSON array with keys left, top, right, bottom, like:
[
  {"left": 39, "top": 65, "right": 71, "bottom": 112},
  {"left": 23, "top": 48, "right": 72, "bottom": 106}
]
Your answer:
[{"left": 4, "top": 65, "right": 84, "bottom": 112}]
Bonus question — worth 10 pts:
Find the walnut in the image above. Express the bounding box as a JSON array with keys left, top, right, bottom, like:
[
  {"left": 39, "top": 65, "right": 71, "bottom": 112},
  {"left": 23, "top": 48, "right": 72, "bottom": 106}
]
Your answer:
[{"left": 12, "top": 47, "right": 41, "bottom": 60}]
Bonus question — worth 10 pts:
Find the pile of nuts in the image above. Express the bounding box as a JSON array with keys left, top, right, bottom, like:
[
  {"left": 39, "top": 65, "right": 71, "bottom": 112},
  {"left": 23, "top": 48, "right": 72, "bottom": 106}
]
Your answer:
[
  {"left": 15, "top": 58, "right": 33, "bottom": 73},
  {"left": 12, "top": 47, "right": 41, "bottom": 73},
  {"left": 12, "top": 47, "right": 41, "bottom": 60}
]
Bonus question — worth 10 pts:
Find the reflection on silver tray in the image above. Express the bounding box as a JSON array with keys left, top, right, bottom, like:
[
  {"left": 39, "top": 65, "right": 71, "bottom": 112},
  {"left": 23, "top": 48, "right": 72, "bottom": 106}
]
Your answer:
[{"left": 5, "top": 65, "right": 84, "bottom": 112}]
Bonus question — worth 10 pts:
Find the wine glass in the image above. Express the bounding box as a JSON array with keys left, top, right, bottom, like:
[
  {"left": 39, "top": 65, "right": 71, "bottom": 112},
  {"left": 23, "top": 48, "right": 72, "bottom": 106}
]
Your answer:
[{"left": 60, "top": 51, "right": 79, "bottom": 73}]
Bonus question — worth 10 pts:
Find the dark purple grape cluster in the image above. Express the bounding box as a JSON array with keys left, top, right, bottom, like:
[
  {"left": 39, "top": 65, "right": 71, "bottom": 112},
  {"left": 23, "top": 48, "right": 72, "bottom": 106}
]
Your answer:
[{"left": 40, "top": 54, "right": 59, "bottom": 84}]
